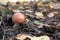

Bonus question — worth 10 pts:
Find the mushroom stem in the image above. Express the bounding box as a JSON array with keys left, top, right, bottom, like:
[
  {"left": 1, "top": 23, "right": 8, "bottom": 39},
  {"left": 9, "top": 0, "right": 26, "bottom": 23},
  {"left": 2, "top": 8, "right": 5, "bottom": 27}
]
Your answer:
[{"left": 13, "top": 23, "right": 19, "bottom": 28}]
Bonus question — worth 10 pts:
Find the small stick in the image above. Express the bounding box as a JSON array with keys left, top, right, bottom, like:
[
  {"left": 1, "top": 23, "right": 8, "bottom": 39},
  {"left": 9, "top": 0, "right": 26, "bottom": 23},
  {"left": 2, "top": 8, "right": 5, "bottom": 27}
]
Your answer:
[
  {"left": 43, "top": 24, "right": 60, "bottom": 30},
  {"left": 27, "top": 23, "right": 42, "bottom": 34},
  {"left": 2, "top": 30, "right": 6, "bottom": 40}
]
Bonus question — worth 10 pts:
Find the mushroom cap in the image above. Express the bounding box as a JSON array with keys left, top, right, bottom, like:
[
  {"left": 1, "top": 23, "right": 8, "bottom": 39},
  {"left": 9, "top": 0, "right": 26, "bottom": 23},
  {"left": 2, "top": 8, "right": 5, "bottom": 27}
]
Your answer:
[{"left": 12, "top": 13, "right": 25, "bottom": 24}]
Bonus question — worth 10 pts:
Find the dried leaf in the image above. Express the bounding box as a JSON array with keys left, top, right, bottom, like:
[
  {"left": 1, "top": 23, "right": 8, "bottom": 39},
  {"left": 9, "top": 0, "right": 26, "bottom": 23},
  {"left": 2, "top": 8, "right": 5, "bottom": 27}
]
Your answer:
[
  {"left": 16, "top": 34, "right": 32, "bottom": 40},
  {"left": 16, "top": 34, "right": 50, "bottom": 40},
  {"left": 35, "top": 12, "right": 44, "bottom": 19},
  {"left": 34, "top": 20, "right": 42, "bottom": 25},
  {"left": 52, "top": 11, "right": 58, "bottom": 15},
  {"left": 39, "top": 36, "right": 50, "bottom": 40},
  {"left": 26, "top": 19, "right": 30, "bottom": 22},
  {"left": 47, "top": 13, "right": 54, "bottom": 18}
]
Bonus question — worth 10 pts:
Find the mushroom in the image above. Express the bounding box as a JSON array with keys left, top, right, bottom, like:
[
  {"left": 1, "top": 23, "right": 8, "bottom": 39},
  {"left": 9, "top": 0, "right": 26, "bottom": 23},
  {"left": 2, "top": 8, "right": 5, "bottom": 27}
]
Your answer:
[{"left": 12, "top": 13, "right": 25, "bottom": 28}]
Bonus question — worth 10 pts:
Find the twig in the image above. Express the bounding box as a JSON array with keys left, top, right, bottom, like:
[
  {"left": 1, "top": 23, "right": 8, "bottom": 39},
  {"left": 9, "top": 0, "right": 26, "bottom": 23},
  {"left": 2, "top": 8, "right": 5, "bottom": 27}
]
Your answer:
[{"left": 2, "top": 30, "right": 6, "bottom": 40}]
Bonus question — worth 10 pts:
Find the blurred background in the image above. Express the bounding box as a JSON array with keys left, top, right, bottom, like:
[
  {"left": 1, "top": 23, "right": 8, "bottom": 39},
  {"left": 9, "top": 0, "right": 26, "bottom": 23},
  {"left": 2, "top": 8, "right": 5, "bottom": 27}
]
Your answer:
[
  {"left": 0, "top": 0, "right": 59, "bottom": 3},
  {"left": 0, "top": 0, "right": 60, "bottom": 40}
]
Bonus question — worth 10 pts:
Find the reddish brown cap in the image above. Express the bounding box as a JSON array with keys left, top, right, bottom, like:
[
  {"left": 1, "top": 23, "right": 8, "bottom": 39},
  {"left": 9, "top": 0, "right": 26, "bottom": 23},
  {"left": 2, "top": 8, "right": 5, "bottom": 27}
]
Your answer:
[{"left": 12, "top": 13, "right": 25, "bottom": 24}]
